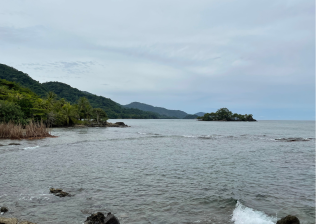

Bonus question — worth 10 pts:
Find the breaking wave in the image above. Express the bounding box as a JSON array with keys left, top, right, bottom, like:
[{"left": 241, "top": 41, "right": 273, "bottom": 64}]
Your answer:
[{"left": 232, "top": 201, "right": 276, "bottom": 224}]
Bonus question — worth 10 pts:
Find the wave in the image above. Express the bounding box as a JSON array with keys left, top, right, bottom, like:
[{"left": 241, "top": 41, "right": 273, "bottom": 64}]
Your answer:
[
  {"left": 232, "top": 201, "right": 276, "bottom": 224},
  {"left": 274, "top": 137, "right": 312, "bottom": 142},
  {"left": 23, "top": 146, "right": 40, "bottom": 150}
]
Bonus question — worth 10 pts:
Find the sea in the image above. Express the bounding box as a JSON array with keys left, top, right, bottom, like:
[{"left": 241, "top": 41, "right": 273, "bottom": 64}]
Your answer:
[{"left": 0, "top": 120, "right": 315, "bottom": 224}]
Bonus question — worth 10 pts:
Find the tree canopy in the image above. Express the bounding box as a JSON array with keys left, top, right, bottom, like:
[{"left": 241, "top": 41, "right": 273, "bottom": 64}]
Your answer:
[
  {"left": 0, "top": 78, "right": 108, "bottom": 126},
  {"left": 198, "top": 108, "right": 256, "bottom": 121}
]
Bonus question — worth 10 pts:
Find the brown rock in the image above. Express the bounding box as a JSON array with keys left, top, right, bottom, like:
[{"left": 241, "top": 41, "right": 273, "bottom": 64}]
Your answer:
[
  {"left": 49, "top": 188, "right": 70, "bottom": 197},
  {"left": 276, "top": 215, "right": 300, "bottom": 224},
  {"left": 0, "top": 217, "right": 18, "bottom": 224}
]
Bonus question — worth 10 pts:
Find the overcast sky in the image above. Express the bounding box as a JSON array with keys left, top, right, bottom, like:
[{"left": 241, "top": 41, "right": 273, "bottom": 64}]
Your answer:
[{"left": 0, "top": 0, "right": 314, "bottom": 119}]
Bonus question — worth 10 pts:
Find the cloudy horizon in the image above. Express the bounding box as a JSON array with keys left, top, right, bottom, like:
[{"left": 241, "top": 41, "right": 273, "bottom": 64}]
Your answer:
[{"left": 0, "top": 0, "right": 314, "bottom": 119}]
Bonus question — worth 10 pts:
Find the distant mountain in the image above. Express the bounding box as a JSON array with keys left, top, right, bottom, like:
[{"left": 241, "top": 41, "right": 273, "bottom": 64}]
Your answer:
[
  {"left": 195, "top": 112, "right": 206, "bottom": 117},
  {"left": 0, "top": 63, "right": 164, "bottom": 119},
  {"left": 183, "top": 114, "right": 198, "bottom": 119},
  {"left": 124, "top": 102, "right": 189, "bottom": 119},
  {"left": 0, "top": 64, "right": 48, "bottom": 97},
  {"left": 42, "top": 82, "right": 165, "bottom": 119}
]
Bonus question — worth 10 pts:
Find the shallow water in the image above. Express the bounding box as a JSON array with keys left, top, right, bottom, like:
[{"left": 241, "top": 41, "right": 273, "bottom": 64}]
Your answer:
[{"left": 0, "top": 120, "right": 315, "bottom": 223}]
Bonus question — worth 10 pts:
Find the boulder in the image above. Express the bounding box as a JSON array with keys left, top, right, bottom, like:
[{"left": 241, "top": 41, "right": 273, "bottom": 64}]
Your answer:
[
  {"left": 84, "top": 212, "right": 120, "bottom": 224},
  {"left": 8, "top": 143, "right": 20, "bottom": 145},
  {"left": 0, "top": 217, "right": 18, "bottom": 224},
  {"left": 0, "top": 218, "right": 36, "bottom": 224},
  {"left": 49, "top": 188, "right": 70, "bottom": 197},
  {"left": 0, "top": 207, "right": 8, "bottom": 213},
  {"left": 276, "top": 215, "right": 300, "bottom": 224}
]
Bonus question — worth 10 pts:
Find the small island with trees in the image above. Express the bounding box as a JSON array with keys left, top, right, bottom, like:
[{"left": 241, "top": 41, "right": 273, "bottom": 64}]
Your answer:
[{"left": 197, "top": 108, "right": 256, "bottom": 121}]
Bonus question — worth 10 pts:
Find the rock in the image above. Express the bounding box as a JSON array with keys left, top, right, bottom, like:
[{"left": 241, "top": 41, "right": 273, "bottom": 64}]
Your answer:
[
  {"left": 0, "top": 218, "right": 36, "bottom": 224},
  {"left": 8, "top": 143, "right": 20, "bottom": 145},
  {"left": 18, "top": 222, "right": 36, "bottom": 224},
  {"left": 114, "top": 122, "right": 128, "bottom": 127},
  {"left": 0, "top": 144, "right": 5, "bottom": 147},
  {"left": 49, "top": 188, "right": 62, "bottom": 193},
  {"left": 104, "top": 213, "right": 120, "bottom": 224},
  {"left": 84, "top": 212, "right": 120, "bottom": 224},
  {"left": 49, "top": 188, "right": 70, "bottom": 197},
  {"left": 0, "top": 207, "right": 8, "bottom": 213},
  {"left": 0, "top": 217, "right": 18, "bottom": 224},
  {"left": 276, "top": 215, "right": 300, "bottom": 224}
]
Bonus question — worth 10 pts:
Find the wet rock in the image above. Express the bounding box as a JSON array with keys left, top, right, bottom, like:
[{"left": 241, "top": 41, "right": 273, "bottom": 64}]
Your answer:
[
  {"left": 105, "top": 122, "right": 129, "bottom": 127},
  {"left": 276, "top": 215, "right": 300, "bottom": 224},
  {"left": 115, "top": 122, "right": 126, "bottom": 126},
  {"left": 49, "top": 188, "right": 70, "bottom": 197},
  {"left": 19, "top": 221, "right": 36, "bottom": 224},
  {"left": 84, "top": 212, "right": 120, "bottom": 224},
  {"left": 0, "top": 207, "right": 8, "bottom": 213},
  {"left": 0, "top": 144, "right": 5, "bottom": 147},
  {"left": 0, "top": 218, "right": 36, "bottom": 224},
  {"left": 0, "top": 217, "right": 18, "bottom": 224},
  {"left": 8, "top": 143, "right": 21, "bottom": 145}
]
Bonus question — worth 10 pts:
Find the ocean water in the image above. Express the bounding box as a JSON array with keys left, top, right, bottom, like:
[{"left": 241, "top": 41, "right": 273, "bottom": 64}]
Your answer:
[{"left": 0, "top": 120, "right": 314, "bottom": 224}]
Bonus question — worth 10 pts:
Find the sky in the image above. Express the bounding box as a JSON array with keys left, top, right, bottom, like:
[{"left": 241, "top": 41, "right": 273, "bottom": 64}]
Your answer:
[{"left": 0, "top": 0, "right": 314, "bottom": 120}]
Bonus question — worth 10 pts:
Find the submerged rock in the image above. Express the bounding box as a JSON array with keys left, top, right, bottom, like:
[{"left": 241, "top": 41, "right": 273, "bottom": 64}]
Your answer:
[
  {"left": 84, "top": 212, "right": 120, "bottom": 224},
  {"left": 8, "top": 143, "right": 21, "bottom": 145},
  {"left": 276, "top": 215, "right": 300, "bottom": 224},
  {"left": 49, "top": 188, "right": 70, "bottom": 197},
  {"left": 0, "top": 206, "right": 8, "bottom": 213}
]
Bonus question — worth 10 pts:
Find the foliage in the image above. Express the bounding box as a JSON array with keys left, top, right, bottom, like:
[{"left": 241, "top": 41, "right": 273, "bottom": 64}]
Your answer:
[
  {"left": 0, "top": 78, "right": 109, "bottom": 127},
  {"left": 0, "top": 64, "right": 48, "bottom": 97},
  {"left": 42, "top": 82, "right": 163, "bottom": 119},
  {"left": 198, "top": 108, "right": 256, "bottom": 121},
  {"left": 0, "top": 100, "right": 26, "bottom": 124},
  {"left": 124, "top": 102, "right": 187, "bottom": 118},
  {"left": 183, "top": 114, "right": 199, "bottom": 119}
]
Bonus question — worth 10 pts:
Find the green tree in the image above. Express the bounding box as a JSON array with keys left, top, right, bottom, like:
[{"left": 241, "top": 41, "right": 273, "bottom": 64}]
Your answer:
[
  {"left": 61, "top": 103, "right": 78, "bottom": 125},
  {"left": 92, "top": 108, "right": 108, "bottom": 124},
  {"left": 0, "top": 100, "right": 25, "bottom": 124}
]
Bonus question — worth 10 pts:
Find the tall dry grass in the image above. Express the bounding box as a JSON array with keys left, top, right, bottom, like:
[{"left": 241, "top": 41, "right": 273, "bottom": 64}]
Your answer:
[{"left": 0, "top": 121, "right": 53, "bottom": 139}]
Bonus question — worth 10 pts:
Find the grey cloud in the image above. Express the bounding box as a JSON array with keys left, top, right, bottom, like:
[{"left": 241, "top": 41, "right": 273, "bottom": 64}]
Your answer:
[{"left": 0, "top": 0, "right": 314, "bottom": 119}]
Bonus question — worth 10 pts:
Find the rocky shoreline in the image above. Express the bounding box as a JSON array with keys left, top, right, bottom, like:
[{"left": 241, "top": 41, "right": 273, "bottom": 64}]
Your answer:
[{"left": 0, "top": 198, "right": 301, "bottom": 224}]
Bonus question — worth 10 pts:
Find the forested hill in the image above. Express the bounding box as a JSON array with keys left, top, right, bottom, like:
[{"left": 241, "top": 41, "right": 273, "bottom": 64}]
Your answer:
[
  {"left": 42, "top": 82, "right": 163, "bottom": 118},
  {"left": 0, "top": 63, "right": 167, "bottom": 119},
  {"left": 0, "top": 64, "right": 48, "bottom": 97},
  {"left": 124, "top": 102, "right": 189, "bottom": 119}
]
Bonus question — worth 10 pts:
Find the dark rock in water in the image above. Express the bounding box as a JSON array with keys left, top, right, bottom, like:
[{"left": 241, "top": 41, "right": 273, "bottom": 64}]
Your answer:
[
  {"left": 49, "top": 188, "right": 70, "bottom": 197},
  {"left": 115, "top": 122, "right": 128, "bottom": 127},
  {"left": 0, "top": 144, "right": 5, "bottom": 147},
  {"left": 0, "top": 206, "right": 8, "bottom": 213},
  {"left": 84, "top": 212, "right": 120, "bottom": 224},
  {"left": 276, "top": 215, "right": 300, "bottom": 224},
  {"left": 8, "top": 143, "right": 21, "bottom": 145}
]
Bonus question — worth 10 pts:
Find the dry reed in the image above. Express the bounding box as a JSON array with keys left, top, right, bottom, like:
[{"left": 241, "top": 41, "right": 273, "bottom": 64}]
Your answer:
[{"left": 0, "top": 121, "right": 54, "bottom": 139}]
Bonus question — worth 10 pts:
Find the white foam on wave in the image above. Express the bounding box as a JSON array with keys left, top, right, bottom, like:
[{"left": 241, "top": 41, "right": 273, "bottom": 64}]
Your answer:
[
  {"left": 23, "top": 146, "right": 39, "bottom": 150},
  {"left": 232, "top": 201, "right": 276, "bottom": 224},
  {"left": 182, "top": 135, "right": 196, "bottom": 138},
  {"left": 137, "top": 132, "right": 147, "bottom": 135}
]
